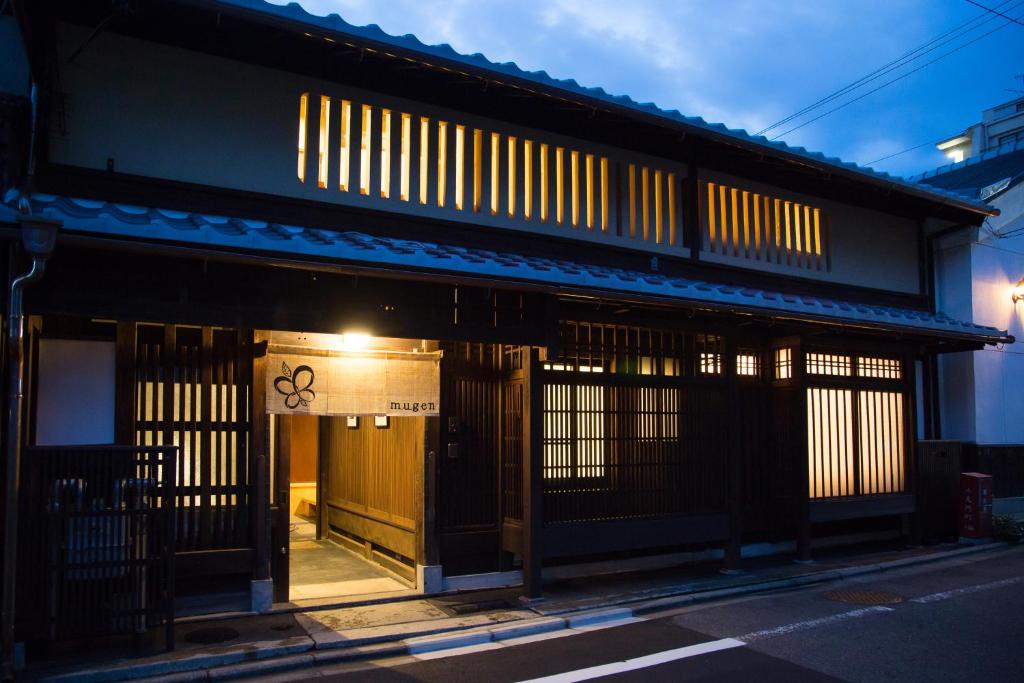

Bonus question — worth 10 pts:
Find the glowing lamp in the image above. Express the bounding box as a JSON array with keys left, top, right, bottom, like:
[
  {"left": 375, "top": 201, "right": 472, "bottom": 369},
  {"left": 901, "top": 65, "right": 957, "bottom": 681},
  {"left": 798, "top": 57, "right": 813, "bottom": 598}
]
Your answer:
[
  {"left": 339, "top": 332, "right": 371, "bottom": 351},
  {"left": 1013, "top": 278, "right": 1024, "bottom": 304}
]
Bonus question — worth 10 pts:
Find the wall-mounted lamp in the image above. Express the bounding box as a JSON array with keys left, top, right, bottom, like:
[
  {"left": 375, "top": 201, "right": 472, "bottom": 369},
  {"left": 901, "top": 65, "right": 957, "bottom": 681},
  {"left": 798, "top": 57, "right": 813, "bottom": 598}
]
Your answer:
[
  {"left": 1013, "top": 278, "right": 1024, "bottom": 304},
  {"left": 338, "top": 331, "right": 371, "bottom": 351}
]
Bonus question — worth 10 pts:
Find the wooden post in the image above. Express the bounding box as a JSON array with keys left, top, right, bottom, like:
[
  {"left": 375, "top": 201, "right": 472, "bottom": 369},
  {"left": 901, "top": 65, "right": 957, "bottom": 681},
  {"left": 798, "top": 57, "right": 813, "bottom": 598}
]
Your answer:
[
  {"left": 250, "top": 331, "right": 270, "bottom": 583},
  {"left": 722, "top": 334, "right": 742, "bottom": 572},
  {"left": 114, "top": 321, "right": 138, "bottom": 445},
  {"left": 795, "top": 343, "right": 812, "bottom": 562},
  {"left": 904, "top": 352, "right": 923, "bottom": 546},
  {"left": 522, "top": 347, "right": 543, "bottom": 599}
]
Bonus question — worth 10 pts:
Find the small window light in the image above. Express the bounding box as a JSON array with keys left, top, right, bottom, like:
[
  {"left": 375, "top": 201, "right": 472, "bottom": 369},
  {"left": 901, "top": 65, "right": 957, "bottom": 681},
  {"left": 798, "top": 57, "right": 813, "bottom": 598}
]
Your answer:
[{"left": 1013, "top": 278, "right": 1024, "bottom": 303}]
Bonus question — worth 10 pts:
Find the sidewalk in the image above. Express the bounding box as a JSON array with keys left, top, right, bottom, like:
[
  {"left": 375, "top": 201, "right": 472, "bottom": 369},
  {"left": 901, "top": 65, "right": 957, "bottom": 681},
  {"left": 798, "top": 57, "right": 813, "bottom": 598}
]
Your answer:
[{"left": 22, "top": 539, "right": 1014, "bottom": 682}]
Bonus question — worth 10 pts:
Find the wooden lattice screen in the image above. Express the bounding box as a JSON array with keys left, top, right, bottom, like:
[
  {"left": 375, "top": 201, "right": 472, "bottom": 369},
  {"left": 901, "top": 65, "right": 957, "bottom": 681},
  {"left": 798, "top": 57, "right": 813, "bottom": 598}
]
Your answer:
[{"left": 133, "top": 324, "right": 253, "bottom": 551}]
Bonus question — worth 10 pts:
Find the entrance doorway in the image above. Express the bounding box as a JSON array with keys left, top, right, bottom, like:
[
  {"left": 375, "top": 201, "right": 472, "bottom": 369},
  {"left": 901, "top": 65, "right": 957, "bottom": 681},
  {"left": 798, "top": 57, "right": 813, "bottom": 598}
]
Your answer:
[
  {"left": 266, "top": 332, "right": 438, "bottom": 605},
  {"left": 278, "top": 414, "right": 420, "bottom": 602}
]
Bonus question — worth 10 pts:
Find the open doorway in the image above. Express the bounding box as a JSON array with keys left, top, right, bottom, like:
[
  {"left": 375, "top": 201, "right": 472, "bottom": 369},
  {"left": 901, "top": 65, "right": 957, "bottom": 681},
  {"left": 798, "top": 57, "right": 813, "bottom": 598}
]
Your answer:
[
  {"left": 279, "top": 414, "right": 423, "bottom": 601},
  {"left": 266, "top": 332, "right": 438, "bottom": 604}
]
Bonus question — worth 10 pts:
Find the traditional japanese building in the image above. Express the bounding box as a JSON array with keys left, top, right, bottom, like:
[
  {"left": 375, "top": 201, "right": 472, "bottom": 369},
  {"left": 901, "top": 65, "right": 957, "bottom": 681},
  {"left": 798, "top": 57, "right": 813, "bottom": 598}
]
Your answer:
[{"left": 0, "top": 0, "right": 1013, "bottom": 666}]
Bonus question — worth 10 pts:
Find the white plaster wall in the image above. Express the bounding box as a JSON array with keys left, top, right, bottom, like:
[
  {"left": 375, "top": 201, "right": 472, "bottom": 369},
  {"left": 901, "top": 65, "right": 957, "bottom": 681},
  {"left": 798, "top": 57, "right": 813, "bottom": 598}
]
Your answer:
[
  {"left": 968, "top": 184, "right": 1024, "bottom": 444},
  {"left": 35, "top": 339, "right": 116, "bottom": 446},
  {"left": 936, "top": 183, "right": 1024, "bottom": 445}
]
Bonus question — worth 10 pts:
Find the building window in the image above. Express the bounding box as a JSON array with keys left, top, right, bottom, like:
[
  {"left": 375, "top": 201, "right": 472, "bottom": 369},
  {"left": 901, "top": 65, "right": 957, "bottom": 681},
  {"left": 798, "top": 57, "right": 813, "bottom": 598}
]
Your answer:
[
  {"left": 543, "top": 383, "right": 605, "bottom": 479},
  {"left": 704, "top": 179, "right": 829, "bottom": 270},
  {"left": 737, "top": 352, "right": 760, "bottom": 377},
  {"left": 807, "top": 387, "right": 905, "bottom": 498},
  {"left": 857, "top": 356, "right": 901, "bottom": 379},
  {"left": 774, "top": 348, "right": 792, "bottom": 380},
  {"left": 806, "top": 353, "right": 851, "bottom": 376}
]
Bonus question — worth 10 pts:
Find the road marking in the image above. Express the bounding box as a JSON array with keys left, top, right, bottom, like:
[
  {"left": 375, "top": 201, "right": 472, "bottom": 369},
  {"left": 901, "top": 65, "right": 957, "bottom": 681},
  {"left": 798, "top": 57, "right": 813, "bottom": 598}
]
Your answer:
[
  {"left": 736, "top": 606, "right": 894, "bottom": 642},
  {"left": 909, "top": 576, "right": 1023, "bottom": 604},
  {"left": 515, "top": 638, "right": 745, "bottom": 683}
]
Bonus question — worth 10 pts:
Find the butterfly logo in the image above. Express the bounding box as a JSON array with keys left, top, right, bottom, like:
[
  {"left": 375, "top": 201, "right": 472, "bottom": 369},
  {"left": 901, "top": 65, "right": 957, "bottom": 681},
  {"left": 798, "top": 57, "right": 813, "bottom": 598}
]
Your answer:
[{"left": 274, "top": 361, "right": 316, "bottom": 409}]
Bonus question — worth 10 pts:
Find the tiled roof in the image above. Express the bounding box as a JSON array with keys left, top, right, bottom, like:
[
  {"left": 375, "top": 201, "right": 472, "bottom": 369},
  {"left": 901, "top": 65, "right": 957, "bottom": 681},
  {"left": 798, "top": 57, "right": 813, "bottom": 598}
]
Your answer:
[
  {"left": 215, "top": 0, "right": 993, "bottom": 217},
  {"left": 1, "top": 192, "right": 1010, "bottom": 344},
  {"left": 910, "top": 142, "right": 1024, "bottom": 200}
]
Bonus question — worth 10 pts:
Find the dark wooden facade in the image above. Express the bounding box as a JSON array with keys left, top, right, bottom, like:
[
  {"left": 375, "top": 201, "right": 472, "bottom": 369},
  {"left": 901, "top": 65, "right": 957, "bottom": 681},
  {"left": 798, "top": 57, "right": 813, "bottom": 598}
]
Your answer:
[{"left": 1, "top": 1, "right": 1005, "bottom": 635}]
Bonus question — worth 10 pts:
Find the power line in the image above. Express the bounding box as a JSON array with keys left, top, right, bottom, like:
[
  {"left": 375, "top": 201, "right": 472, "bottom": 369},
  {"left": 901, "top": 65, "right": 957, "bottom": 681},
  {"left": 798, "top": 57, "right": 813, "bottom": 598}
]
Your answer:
[
  {"left": 755, "top": 0, "right": 1020, "bottom": 137},
  {"left": 865, "top": 137, "right": 946, "bottom": 166},
  {"left": 966, "top": 0, "right": 1024, "bottom": 25},
  {"left": 770, "top": 10, "right": 1024, "bottom": 140}
]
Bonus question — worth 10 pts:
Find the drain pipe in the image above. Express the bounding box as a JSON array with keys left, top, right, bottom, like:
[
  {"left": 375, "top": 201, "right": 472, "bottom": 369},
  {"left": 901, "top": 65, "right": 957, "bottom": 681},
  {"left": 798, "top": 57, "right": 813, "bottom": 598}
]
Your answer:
[{"left": 1, "top": 217, "right": 58, "bottom": 680}]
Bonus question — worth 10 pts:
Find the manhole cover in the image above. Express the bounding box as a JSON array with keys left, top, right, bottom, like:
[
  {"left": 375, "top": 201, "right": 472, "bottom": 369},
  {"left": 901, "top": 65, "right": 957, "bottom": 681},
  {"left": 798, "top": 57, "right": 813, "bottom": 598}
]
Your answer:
[
  {"left": 183, "top": 627, "right": 240, "bottom": 645},
  {"left": 822, "top": 589, "right": 904, "bottom": 605}
]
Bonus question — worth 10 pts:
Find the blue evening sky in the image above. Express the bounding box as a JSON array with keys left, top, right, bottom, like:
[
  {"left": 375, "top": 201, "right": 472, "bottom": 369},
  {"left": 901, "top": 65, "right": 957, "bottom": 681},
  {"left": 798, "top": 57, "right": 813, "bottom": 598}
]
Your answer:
[{"left": 272, "top": 0, "right": 1024, "bottom": 179}]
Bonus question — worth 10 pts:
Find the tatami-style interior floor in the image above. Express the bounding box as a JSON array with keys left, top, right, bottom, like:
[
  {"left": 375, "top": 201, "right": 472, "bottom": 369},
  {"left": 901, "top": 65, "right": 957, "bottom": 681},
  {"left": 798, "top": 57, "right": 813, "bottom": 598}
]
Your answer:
[{"left": 288, "top": 516, "right": 408, "bottom": 600}]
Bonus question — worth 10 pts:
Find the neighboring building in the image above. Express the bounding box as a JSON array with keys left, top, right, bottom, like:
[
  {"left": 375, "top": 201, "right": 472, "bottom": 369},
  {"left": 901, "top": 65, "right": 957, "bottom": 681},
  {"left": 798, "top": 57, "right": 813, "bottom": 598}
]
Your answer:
[
  {"left": 936, "top": 95, "right": 1024, "bottom": 163},
  {"left": 937, "top": 94, "right": 1024, "bottom": 163},
  {"left": 0, "top": 0, "right": 1011, "bottom": 668},
  {"left": 913, "top": 111, "right": 1024, "bottom": 510}
]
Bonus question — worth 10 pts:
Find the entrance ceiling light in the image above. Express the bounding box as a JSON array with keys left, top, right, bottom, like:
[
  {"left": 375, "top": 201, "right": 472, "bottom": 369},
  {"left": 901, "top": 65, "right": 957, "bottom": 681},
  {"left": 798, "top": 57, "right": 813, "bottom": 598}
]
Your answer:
[{"left": 339, "top": 331, "right": 371, "bottom": 351}]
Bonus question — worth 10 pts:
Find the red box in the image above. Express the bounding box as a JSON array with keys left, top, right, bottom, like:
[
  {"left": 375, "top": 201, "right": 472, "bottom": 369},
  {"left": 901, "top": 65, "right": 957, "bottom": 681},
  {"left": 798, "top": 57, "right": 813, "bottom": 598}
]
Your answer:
[{"left": 959, "top": 472, "right": 993, "bottom": 538}]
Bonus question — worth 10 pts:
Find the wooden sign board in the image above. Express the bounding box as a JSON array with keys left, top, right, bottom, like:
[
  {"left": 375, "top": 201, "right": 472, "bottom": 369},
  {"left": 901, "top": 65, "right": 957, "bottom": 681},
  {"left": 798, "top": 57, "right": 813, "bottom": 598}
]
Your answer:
[{"left": 266, "top": 351, "right": 440, "bottom": 416}]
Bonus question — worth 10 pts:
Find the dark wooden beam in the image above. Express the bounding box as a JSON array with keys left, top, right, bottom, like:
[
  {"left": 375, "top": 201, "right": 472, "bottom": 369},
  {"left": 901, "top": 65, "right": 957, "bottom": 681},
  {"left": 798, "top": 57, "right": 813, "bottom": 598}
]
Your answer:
[{"left": 521, "top": 347, "right": 543, "bottom": 599}]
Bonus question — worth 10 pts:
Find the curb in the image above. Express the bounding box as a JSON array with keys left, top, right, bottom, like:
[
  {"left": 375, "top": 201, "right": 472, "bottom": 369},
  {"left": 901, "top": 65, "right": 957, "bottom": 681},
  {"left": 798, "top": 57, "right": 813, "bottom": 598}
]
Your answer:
[{"left": 43, "top": 542, "right": 1010, "bottom": 682}]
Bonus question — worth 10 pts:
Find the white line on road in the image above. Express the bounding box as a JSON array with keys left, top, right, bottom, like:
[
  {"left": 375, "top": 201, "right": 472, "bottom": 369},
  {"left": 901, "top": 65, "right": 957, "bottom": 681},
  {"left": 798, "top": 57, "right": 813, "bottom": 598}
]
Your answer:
[
  {"left": 909, "top": 576, "right": 1023, "bottom": 604},
  {"left": 515, "top": 638, "right": 746, "bottom": 683},
  {"left": 736, "top": 606, "right": 894, "bottom": 642}
]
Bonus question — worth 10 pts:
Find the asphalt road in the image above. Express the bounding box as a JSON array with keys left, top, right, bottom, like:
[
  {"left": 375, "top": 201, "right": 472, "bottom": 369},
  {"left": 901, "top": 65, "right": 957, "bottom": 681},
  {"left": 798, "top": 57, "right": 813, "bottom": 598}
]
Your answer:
[{"left": 254, "top": 545, "right": 1024, "bottom": 682}]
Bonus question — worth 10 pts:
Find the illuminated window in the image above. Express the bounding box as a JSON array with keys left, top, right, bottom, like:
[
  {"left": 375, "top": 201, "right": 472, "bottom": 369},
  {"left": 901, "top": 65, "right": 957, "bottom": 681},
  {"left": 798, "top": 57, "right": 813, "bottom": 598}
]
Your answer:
[
  {"left": 813, "top": 208, "right": 823, "bottom": 261},
  {"left": 524, "top": 140, "right": 533, "bottom": 219},
  {"left": 807, "top": 387, "right": 906, "bottom": 498},
  {"left": 741, "top": 190, "right": 750, "bottom": 254},
  {"left": 338, "top": 99, "right": 352, "bottom": 192},
  {"left": 543, "top": 383, "right": 605, "bottom": 480},
  {"left": 454, "top": 124, "right": 465, "bottom": 210},
  {"left": 297, "top": 93, "right": 309, "bottom": 182},
  {"left": 719, "top": 184, "right": 728, "bottom": 250},
  {"left": 857, "top": 357, "right": 901, "bottom": 379},
  {"left": 359, "top": 104, "right": 372, "bottom": 195},
  {"left": 793, "top": 202, "right": 803, "bottom": 260},
  {"left": 737, "top": 352, "right": 760, "bottom": 377},
  {"left": 418, "top": 117, "right": 429, "bottom": 205},
  {"left": 600, "top": 157, "right": 609, "bottom": 232},
  {"left": 654, "top": 170, "right": 663, "bottom": 243},
  {"left": 491, "top": 132, "right": 500, "bottom": 216},
  {"left": 706, "top": 181, "right": 717, "bottom": 250},
  {"left": 571, "top": 150, "right": 580, "bottom": 227},
  {"left": 774, "top": 348, "right": 792, "bottom": 380},
  {"left": 437, "top": 121, "right": 448, "bottom": 207},
  {"left": 556, "top": 147, "right": 565, "bottom": 224},
  {"left": 508, "top": 136, "right": 517, "bottom": 218},
  {"left": 540, "top": 143, "right": 549, "bottom": 222},
  {"left": 806, "top": 353, "right": 851, "bottom": 376},
  {"left": 473, "top": 129, "right": 483, "bottom": 212},
  {"left": 696, "top": 334, "right": 722, "bottom": 375},
  {"left": 807, "top": 388, "right": 855, "bottom": 498},
  {"left": 317, "top": 96, "right": 331, "bottom": 188},
  {"left": 751, "top": 192, "right": 761, "bottom": 255},
  {"left": 783, "top": 201, "right": 793, "bottom": 254},
  {"left": 858, "top": 390, "right": 905, "bottom": 494},
  {"left": 379, "top": 108, "right": 391, "bottom": 198},
  {"left": 700, "top": 353, "right": 722, "bottom": 374},
  {"left": 399, "top": 112, "right": 411, "bottom": 201},
  {"left": 729, "top": 187, "right": 739, "bottom": 255},
  {"left": 641, "top": 167, "right": 650, "bottom": 241},
  {"left": 585, "top": 154, "right": 594, "bottom": 230},
  {"left": 667, "top": 172, "right": 676, "bottom": 245}
]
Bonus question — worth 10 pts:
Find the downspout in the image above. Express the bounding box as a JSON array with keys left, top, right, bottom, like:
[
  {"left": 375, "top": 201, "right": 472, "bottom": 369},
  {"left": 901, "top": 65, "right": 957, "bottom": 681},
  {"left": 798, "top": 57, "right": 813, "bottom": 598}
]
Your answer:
[
  {"left": 1, "top": 217, "right": 57, "bottom": 680},
  {"left": 1, "top": 33, "right": 56, "bottom": 671}
]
